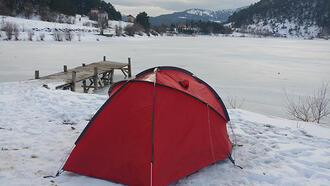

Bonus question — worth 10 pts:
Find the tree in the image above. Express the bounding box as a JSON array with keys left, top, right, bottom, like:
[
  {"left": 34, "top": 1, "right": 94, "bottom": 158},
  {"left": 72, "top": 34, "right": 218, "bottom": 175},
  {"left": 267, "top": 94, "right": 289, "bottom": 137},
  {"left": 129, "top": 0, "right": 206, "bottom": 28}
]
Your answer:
[
  {"left": 3, "top": 22, "right": 14, "bottom": 40},
  {"left": 49, "top": 0, "right": 75, "bottom": 16},
  {"left": 124, "top": 24, "right": 143, "bottom": 36},
  {"left": 285, "top": 84, "right": 330, "bottom": 124},
  {"left": 115, "top": 25, "right": 123, "bottom": 36},
  {"left": 24, "top": 1, "right": 34, "bottom": 18},
  {"left": 98, "top": 13, "right": 108, "bottom": 35},
  {"left": 0, "top": 0, "right": 122, "bottom": 20},
  {"left": 0, "top": 0, "right": 11, "bottom": 15},
  {"left": 13, "top": 24, "right": 20, "bottom": 40},
  {"left": 136, "top": 12, "right": 150, "bottom": 32},
  {"left": 152, "top": 24, "right": 168, "bottom": 35}
]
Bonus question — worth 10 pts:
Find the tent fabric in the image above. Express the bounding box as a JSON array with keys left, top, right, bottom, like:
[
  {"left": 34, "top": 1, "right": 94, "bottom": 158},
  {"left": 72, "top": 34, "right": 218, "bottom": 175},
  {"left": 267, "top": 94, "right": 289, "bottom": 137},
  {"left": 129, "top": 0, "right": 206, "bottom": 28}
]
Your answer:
[
  {"left": 111, "top": 66, "right": 230, "bottom": 121},
  {"left": 63, "top": 66, "right": 232, "bottom": 186}
]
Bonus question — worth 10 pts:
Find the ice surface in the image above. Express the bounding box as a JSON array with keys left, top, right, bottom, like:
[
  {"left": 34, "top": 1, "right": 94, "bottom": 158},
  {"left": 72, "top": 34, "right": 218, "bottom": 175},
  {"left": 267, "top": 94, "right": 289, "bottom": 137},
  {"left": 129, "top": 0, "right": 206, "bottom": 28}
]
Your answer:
[{"left": 0, "top": 36, "right": 329, "bottom": 122}]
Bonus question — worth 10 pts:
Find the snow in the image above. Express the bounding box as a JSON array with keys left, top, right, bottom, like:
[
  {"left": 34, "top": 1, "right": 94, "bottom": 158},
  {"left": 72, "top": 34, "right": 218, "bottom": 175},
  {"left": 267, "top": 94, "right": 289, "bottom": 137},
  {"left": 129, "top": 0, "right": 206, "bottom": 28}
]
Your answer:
[
  {"left": 175, "top": 109, "right": 330, "bottom": 185},
  {"left": 240, "top": 18, "right": 324, "bottom": 39},
  {"left": 0, "top": 15, "right": 132, "bottom": 42},
  {"left": 186, "top": 9, "right": 213, "bottom": 17},
  {"left": 0, "top": 15, "right": 329, "bottom": 185},
  {"left": 1, "top": 15, "right": 95, "bottom": 31},
  {"left": 0, "top": 81, "right": 108, "bottom": 185},
  {"left": 0, "top": 81, "right": 329, "bottom": 185}
]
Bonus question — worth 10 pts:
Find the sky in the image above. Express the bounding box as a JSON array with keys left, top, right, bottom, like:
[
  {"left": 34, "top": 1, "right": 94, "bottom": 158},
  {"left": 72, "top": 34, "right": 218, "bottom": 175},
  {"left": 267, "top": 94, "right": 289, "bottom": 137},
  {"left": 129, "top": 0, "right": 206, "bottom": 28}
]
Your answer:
[{"left": 106, "top": 0, "right": 260, "bottom": 17}]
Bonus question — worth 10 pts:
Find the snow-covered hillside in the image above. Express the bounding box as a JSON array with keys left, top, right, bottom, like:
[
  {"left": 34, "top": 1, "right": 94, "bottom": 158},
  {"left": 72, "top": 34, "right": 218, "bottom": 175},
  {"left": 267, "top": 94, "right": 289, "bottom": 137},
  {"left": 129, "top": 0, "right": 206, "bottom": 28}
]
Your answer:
[
  {"left": 0, "top": 15, "right": 132, "bottom": 42},
  {"left": 234, "top": 19, "right": 323, "bottom": 39},
  {"left": 228, "top": 0, "right": 329, "bottom": 39},
  {"left": 186, "top": 9, "right": 214, "bottom": 17},
  {"left": 149, "top": 8, "right": 236, "bottom": 26},
  {"left": 0, "top": 81, "right": 329, "bottom": 185}
]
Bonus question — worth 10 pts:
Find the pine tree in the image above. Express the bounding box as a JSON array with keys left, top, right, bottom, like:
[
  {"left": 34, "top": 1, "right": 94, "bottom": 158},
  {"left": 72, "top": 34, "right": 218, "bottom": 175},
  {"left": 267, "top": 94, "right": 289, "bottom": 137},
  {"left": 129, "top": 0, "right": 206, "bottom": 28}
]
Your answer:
[{"left": 136, "top": 12, "right": 150, "bottom": 31}]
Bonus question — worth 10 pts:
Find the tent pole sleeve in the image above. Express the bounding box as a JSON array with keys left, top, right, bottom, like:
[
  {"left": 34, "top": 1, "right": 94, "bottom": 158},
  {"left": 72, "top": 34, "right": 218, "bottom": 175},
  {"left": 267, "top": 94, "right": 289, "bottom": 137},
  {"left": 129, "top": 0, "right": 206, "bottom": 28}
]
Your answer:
[
  {"left": 207, "top": 104, "right": 216, "bottom": 162},
  {"left": 151, "top": 68, "right": 158, "bottom": 163}
]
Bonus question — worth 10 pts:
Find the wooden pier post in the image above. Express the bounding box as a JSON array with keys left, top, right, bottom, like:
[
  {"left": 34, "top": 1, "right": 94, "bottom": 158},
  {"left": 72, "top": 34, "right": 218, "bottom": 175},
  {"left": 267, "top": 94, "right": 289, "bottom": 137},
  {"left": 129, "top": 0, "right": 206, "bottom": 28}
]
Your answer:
[
  {"left": 64, "top": 65, "right": 67, "bottom": 72},
  {"left": 110, "top": 69, "right": 114, "bottom": 84},
  {"left": 71, "top": 71, "right": 76, "bottom": 91},
  {"left": 103, "top": 56, "right": 106, "bottom": 61},
  {"left": 82, "top": 64, "right": 87, "bottom": 92},
  {"left": 128, "top": 57, "right": 132, "bottom": 78},
  {"left": 35, "top": 70, "right": 39, "bottom": 79},
  {"left": 94, "top": 67, "right": 98, "bottom": 90}
]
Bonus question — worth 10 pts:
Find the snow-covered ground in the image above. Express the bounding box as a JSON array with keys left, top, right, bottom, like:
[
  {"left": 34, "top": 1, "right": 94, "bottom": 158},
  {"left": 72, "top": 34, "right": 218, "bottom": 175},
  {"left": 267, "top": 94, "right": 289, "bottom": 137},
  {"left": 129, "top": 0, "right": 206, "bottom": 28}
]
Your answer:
[
  {"left": 0, "top": 81, "right": 329, "bottom": 185},
  {"left": 0, "top": 15, "right": 132, "bottom": 42}
]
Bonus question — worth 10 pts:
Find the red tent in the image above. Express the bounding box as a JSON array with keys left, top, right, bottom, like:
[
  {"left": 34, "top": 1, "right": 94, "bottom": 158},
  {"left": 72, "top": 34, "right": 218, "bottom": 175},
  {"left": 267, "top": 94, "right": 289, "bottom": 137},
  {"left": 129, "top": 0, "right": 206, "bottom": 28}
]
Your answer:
[{"left": 63, "top": 66, "right": 232, "bottom": 186}]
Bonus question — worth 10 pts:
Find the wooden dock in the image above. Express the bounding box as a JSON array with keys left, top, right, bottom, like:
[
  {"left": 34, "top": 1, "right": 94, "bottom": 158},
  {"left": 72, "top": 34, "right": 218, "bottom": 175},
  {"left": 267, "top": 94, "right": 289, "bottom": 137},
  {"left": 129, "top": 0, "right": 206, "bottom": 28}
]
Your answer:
[{"left": 35, "top": 56, "right": 132, "bottom": 93}]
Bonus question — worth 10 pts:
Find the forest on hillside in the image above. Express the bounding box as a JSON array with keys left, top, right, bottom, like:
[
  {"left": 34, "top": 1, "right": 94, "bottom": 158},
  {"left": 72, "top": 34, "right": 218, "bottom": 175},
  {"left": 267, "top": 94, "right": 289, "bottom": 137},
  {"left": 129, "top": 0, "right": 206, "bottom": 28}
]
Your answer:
[
  {"left": 228, "top": 0, "right": 330, "bottom": 31},
  {"left": 0, "top": 0, "right": 121, "bottom": 20}
]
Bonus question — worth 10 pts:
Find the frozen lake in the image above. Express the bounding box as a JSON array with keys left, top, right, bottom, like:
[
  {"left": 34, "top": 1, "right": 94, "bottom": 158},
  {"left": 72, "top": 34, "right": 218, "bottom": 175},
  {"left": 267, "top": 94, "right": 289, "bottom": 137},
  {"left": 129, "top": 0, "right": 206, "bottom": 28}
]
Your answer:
[{"left": 0, "top": 36, "right": 329, "bottom": 122}]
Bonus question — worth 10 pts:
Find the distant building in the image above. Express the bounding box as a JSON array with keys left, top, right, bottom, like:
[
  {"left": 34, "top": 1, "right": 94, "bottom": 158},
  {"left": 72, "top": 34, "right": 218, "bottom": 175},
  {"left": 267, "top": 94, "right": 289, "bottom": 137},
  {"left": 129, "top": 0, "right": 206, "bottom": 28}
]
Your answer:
[
  {"left": 90, "top": 8, "right": 99, "bottom": 15},
  {"left": 126, "top": 15, "right": 135, "bottom": 23},
  {"left": 177, "top": 23, "right": 187, "bottom": 29},
  {"left": 90, "top": 8, "right": 99, "bottom": 21}
]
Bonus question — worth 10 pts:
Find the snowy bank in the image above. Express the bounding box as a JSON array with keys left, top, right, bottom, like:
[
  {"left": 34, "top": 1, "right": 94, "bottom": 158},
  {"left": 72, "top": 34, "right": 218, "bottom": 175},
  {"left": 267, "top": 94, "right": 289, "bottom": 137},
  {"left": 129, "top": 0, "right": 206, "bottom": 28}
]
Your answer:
[
  {"left": 0, "top": 15, "right": 133, "bottom": 42},
  {"left": 0, "top": 81, "right": 329, "bottom": 185}
]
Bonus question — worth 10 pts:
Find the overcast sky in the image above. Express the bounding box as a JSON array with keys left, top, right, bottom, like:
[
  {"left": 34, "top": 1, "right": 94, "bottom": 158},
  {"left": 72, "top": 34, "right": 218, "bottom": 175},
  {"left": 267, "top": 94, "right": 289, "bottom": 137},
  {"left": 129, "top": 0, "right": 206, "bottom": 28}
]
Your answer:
[{"left": 106, "top": 0, "right": 260, "bottom": 17}]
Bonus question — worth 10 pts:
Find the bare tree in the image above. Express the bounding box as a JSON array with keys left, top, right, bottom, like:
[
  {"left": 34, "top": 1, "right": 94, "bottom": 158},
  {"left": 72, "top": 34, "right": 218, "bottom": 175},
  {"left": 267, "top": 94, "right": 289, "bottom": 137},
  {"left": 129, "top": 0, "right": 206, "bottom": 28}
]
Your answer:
[
  {"left": 226, "top": 96, "right": 245, "bottom": 109},
  {"left": 286, "top": 95, "right": 313, "bottom": 122},
  {"left": 285, "top": 84, "right": 330, "bottom": 123},
  {"left": 39, "top": 33, "right": 45, "bottom": 41},
  {"left": 98, "top": 13, "right": 108, "bottom": 35},
  {"left": 28, "top": 30, "right": 34, "bottom": 41},
  {"left": 53, "top": 30, "right": 63, "bottom": 41},
  {"left": 115, "top": 25, "right": 123, "bottom": 36},
  {"left": 64, "top": 30, "right": 73, "bottom": 41},
  {"left": 58, "top": 14, "right": 65, "bottom": 23},
  {"left": 3, "top": 22, "right": 14, "bottom": 40},
  {"left": 124, "top": 25, "right": 135, "bottom": 36},
  {"left": 13, "top": 24, "right": 20, "bottom": 40},
  {"left": 66, "top": 16, "right": 75, "bottom": 24},
  {"left": 77, "top": 32, "right": 81, "bottom": 41},
  {"left": 124, "top": 24, "right": 143, "bottom": 36},
  {"left": 83, "top": 22, "right": 91, "bottom": 27},
  {"left": 311, "top": 84, "right": 330, "bottom": 123}
]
